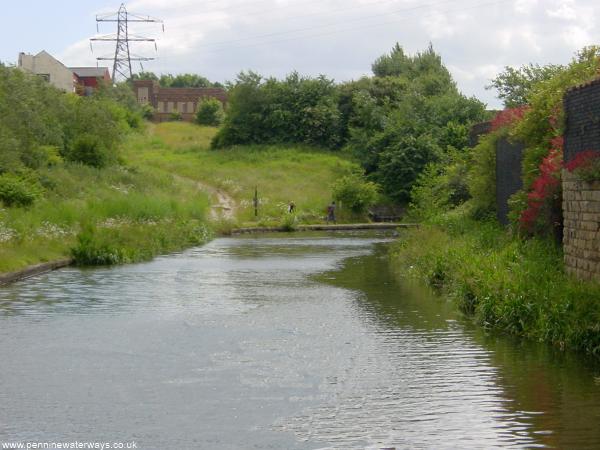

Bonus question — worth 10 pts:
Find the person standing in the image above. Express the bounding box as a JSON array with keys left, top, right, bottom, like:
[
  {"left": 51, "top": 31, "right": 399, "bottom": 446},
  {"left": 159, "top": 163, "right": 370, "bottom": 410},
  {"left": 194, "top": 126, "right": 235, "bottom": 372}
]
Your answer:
[
  {"left": 326, "top": 201, "right": 336, "bottom": 224},
  {"left": 288, "top": 201, "right": 296, "bottom": 214}
]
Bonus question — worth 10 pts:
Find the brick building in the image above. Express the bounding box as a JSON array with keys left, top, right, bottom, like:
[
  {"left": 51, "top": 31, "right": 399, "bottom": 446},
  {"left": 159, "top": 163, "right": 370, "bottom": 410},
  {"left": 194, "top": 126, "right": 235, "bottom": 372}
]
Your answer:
[
  {"left": 132, "top": 79, "right": 227, "bottom": 122},
  {"left": 71, "top": 67, "right": 111, "bottom": 96}
]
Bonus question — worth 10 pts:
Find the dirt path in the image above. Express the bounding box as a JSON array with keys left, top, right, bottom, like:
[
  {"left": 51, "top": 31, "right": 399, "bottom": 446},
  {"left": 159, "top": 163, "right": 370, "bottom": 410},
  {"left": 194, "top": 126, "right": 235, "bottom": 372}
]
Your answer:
[{"left": 174, "top": 175, "right": 236, "bottom": 221}]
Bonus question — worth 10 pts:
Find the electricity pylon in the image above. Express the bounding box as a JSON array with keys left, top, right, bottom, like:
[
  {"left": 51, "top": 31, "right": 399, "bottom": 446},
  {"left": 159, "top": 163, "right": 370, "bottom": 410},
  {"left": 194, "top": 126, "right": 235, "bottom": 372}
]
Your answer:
[{"left": 90, "top": 3, "right": 163, "bottom": 82}]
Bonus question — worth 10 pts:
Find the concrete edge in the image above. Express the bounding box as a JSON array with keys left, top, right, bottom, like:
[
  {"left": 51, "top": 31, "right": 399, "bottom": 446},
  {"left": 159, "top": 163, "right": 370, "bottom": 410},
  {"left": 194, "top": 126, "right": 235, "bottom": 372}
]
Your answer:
[
  {"left": 0, "top": 258, "right": 73, "bottom": 287},
  {"left": 231, "top": 223, "right": 417, "bottom": 235}
]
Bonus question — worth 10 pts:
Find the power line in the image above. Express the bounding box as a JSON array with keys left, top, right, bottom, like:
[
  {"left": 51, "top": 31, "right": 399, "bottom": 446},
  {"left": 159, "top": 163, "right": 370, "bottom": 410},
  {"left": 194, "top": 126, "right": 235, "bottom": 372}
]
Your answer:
[
  {"left": 194, "top": 0, "right": 511, "bottom": 55},
  {"left": 194, "top": 0, "right": 478, "bottom": 50}
]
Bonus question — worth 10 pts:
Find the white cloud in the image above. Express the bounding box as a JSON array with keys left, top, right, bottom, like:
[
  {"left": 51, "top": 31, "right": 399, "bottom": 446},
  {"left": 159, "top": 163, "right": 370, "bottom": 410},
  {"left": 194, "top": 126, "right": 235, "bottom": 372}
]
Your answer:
[
  {"left": 547, "top": 3, "right": 577, "bottom": 20},
  {"left": 514, "top": 0, "right": 538, "bottom": 14},
  {"left": 54, "top": 0, "right": 600, "bottom": 109}
]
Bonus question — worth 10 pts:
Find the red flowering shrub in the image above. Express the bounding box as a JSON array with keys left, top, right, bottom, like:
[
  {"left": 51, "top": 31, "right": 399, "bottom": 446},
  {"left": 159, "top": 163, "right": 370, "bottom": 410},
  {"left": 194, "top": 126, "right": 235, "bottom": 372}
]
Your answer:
[
  {"left": 565, "top": 150, "right": 600, "bottom": 181},
  {"left": 490, "top": 106, "right": 529, "bottom": 132},
  {"left": 519, "top": 137, "right": 563, "bottom": 233}
]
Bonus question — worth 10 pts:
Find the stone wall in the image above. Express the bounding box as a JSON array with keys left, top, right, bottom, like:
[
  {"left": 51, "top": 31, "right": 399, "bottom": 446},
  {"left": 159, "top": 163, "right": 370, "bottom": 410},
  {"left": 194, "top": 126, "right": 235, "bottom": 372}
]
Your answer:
[
  {"left": 563, "top": 78, "right": 600, "bottom": 281},
  {"left": 562, "top": 170, "right": 600, "bottom": 282}
]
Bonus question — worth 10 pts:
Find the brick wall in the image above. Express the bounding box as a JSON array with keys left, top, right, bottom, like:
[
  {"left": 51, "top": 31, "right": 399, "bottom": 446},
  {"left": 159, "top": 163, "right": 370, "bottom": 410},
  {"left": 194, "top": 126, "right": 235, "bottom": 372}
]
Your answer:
[
  {"left": 564, "top": 78, "right": 600, "bottom": 162},
  {"left": 563, "top": 77, "right": 600, "bottom": 281},
  {"left": 496, "top": 137, "right": 524, "bottom": 225},
  {"left": 132, "top": 80, "right": 227, "bottom": 122}
]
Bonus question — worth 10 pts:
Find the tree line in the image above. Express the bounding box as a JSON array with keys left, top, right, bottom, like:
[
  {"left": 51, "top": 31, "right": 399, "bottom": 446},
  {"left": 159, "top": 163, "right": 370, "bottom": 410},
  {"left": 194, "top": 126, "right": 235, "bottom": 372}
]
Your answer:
[
  {"left": 211, "top": 44, "right": 488, "bottom": 203},
  {"left": 0, "top": 65, "right": 143, "bottom": 206}
]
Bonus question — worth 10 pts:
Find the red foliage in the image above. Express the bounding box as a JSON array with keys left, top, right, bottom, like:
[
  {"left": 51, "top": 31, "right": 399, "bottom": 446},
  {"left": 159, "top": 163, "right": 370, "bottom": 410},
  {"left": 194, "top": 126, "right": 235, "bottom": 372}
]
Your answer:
[
  {"left": 490, "top": 106, "right": 529, "bottom": 132},
  {"left": 565, "top": 150, "right": 600, "bottom": 172},
  {"left": 519, "top": 137, "right": 563, "bottom": 232}
]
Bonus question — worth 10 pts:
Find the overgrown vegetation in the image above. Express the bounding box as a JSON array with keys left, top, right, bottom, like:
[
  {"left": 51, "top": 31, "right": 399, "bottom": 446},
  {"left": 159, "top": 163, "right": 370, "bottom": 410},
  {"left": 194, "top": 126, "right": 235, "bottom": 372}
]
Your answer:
[
  {"left": 331, "top": 172, "right": 379, "bottom": 214},
  {"left": 124, "top": 122, "right": 359, "bottom": 225},
  {"left": 212, "top": 44, "right": 486, "bottom": 203},
  {"left": 0, "top": 64, "right": 211, "bottom": 272},
  {"left": 399, "top": 46, "right": 600, "bottom": 357},
  {"left": 393, "top": 215, "right": 600, "bottom": 356},
  {"left": 196, "top": 98, "right": 224, "bottom": 126}
]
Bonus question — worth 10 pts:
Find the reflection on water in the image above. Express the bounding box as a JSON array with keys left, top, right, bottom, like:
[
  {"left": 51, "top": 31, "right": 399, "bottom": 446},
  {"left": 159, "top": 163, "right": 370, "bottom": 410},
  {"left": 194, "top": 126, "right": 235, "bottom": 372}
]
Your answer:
[{"left": 0, "top": 232, "right": 599, "bottom": 449}]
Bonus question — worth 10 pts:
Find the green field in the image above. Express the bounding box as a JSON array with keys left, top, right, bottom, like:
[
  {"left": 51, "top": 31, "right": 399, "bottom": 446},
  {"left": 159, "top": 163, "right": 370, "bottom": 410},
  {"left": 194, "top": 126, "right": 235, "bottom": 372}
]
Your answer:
[
  {"left": 0, "top": 122, "right": 358, "bottom": 274},
  {"left": 123, "top": 122, "right": 358, "bottom": 225}
]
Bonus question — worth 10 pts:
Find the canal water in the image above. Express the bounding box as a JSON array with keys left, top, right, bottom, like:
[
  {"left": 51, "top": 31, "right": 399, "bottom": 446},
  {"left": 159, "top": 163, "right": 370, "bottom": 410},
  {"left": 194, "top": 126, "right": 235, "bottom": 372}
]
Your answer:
[{"left": 0, "top": 232, "right": 599, "bottom": 449}]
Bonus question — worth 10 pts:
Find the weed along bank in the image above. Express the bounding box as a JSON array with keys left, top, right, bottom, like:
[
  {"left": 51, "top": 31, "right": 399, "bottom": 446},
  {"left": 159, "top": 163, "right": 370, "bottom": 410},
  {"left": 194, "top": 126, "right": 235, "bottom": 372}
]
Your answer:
[{"left": 395, "top": 48, "right": 600, "bottom": 358}]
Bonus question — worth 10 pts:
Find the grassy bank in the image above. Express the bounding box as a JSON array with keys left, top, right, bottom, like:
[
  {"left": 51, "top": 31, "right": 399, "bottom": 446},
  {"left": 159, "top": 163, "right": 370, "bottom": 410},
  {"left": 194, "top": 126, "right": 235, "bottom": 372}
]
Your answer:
[
  {"left": 0, "top": 121, "right": 360, "bottom": 274},
  {"left": 0, "top": 157, "right": 211, "bottom": 273},
  {"left": 123, "top": 122, "right": 359, "bottom": 225},
  {"left": 392, "top": 212, "right": 600, "bottom": 356}
]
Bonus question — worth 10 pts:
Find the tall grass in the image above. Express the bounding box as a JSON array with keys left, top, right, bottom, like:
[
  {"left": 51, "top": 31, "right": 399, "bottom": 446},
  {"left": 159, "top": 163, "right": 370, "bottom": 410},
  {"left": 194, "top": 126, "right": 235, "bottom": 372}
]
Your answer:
[
  {"left": 393, "top": 211, "right": 600, "bottom": 356},
  {"left": 123, "top": 122, "right": 359, "bottom": 224},
  {"left": 0, "top": 159, "right": 210, "bottom": 272},
  {"left": 0, "top": 121, "right": 360, "bottom": 273}
]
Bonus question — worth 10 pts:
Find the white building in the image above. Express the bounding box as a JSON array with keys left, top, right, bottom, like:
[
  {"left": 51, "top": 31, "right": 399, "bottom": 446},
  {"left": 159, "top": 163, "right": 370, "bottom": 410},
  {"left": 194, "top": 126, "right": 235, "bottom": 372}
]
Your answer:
[{"left": 17, "top": 51, "right": 76, "bottom": 93}]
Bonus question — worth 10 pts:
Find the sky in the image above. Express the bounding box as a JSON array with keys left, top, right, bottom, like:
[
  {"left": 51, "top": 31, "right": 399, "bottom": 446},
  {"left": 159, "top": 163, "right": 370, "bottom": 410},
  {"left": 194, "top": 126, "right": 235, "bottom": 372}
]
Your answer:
[{"left": 1, "top": 0, "right": 599, "bottom": 108}]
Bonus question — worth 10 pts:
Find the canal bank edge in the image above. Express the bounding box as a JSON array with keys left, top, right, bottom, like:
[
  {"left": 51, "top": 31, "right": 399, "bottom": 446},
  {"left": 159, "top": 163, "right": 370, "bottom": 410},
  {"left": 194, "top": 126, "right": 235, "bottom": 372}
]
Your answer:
[
  {"left": 0, "top": 259, "right": 73, "bottom": 287},
  {"left": 230, "top": 223, "right": 417, "bottom": 235},
  {"left": 0, "top": 224, "right": 415, "bottom": 287}
]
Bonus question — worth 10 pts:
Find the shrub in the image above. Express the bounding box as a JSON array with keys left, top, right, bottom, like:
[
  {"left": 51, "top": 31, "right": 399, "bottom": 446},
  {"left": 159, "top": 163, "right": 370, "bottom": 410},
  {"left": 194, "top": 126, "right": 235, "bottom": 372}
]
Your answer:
[
  {"left": 196, "top": 98, "right": 224, "bottom": 126},
  {"left": 169, "top": 111, "right": 182, "bottom": 122},
  {"left": 68, "top": 134, "right": 114, "bottom": 168},
  {"left": 409, "top": 149, "right": 471, "bottom": 220},
  {"left": 141, "top": 104, "right": 155, "bottom": 120},
  {"left": 519, "top": 137, "right": 563, "bottom": 235},
  {"left": 212, "top": 71, "right": 343, "bottom": 149},
  {"left": 20, "top": 145, "right": 62, "bottom": 169},
  {"left": 331, "top": 172, "right": 379, "bottom": 213},
  {"left": 467, "top": 132, "right": 500, "bottom": 218},
  {"left": 71, "top": 225, "right": 125, "bottom": 265},
  {"left": 0, "top": 173, "right": 41, "bottom": 207}
]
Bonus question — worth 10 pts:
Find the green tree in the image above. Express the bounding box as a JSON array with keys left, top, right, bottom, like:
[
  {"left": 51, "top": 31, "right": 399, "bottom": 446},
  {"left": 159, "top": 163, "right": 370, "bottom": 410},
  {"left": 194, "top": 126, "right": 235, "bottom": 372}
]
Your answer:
[
  {"left": 331, "top": 172, "right": 379, "bottom": 213},
  {"left": 488, "top": 63, "right": 565, "bottom": 108},
  {"left": 196, "top": 98, "right": 224, "bottom": 126},
  {"left": 212, "top": 71, "right": 342, "bottom": 148}
]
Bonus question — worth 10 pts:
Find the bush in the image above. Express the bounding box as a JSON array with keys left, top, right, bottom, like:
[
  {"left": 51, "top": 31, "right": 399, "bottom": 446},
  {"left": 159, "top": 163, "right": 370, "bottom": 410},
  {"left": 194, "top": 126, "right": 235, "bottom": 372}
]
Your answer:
[
  {"left": 409, "top": 149, "right": 471, "bottom": 220},
  {"left": 169, "top": 111, "right": 182, "bottom": 122},
  {"left": 331, "top": 172, "right": 379, "bottom": 213},
  {"left": 212, "top": 71, "right": 343, "bottom": 149},
  {"left": 467, "top": 132, "right": 499, "bottom": 218},
  {"left": 0, "top": 173, "right": 41, "bottom": 207},
  {"left": 141, "top": 104, "right": 155, "bottom": 120},
  {"left": 20, "top": 145, "right": 62, "bottom": 169},
  {"left": 392, "top": 216, "right": 600, "bottom": 356},
  {"left": 196, "top": 98, "right": 224, "bottom": 126},
  {"left": 68, "top": 134, "right": 114, "bottom": 168}
]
